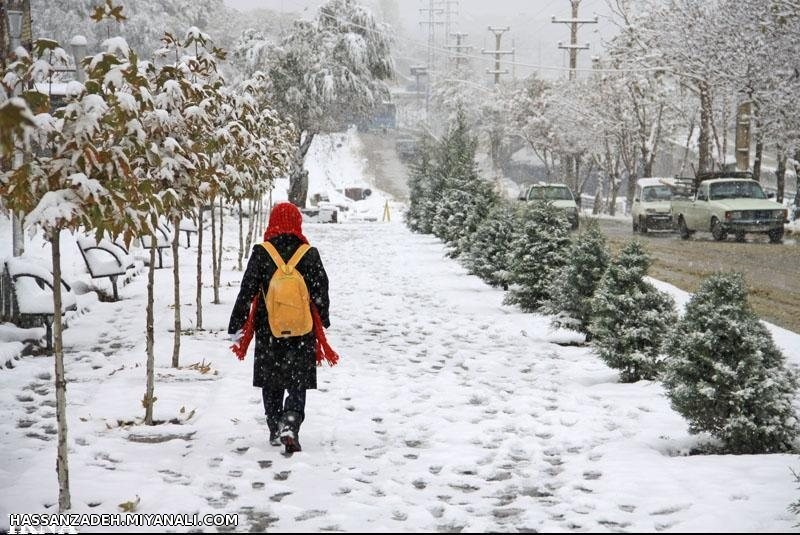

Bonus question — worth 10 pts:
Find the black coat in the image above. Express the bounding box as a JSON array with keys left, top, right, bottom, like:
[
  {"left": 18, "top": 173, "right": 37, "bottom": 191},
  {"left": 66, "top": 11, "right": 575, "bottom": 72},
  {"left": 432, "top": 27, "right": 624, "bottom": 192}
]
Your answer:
[{"left": 228, "top": 234, "right": 330, "bottom": 389}]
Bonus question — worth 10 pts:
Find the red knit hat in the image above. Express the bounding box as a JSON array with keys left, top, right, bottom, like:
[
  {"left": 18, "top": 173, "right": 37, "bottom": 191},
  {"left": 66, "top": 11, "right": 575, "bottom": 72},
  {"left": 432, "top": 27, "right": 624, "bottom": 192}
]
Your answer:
[{"left": 264, "top": 202, "right": 308, "bottom": 243}]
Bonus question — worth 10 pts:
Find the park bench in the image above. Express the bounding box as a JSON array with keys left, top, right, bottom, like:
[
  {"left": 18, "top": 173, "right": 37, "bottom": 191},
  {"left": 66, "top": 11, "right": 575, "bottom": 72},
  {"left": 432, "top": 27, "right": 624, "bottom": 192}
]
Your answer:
[
  {"left": 0, "top": 258, "right": 78, "bottom": 352},
  {"left": 178, "top": 218, "right": 198, "bottom": 248},
  {"left": 76, "top": 236, "right": 137, "bottom": 301},
  {"left": 139, "top": 222, "right": 173, "bottom": 269}
]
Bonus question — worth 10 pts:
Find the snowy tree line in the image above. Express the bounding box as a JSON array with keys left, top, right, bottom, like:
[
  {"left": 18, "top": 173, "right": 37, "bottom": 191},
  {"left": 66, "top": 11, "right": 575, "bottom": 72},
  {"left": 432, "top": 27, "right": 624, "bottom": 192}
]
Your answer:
[
  {"left": 230, "top": 0, "right": 394, "bottom": 207},
  {"left": 428, "top": 0, "right": 800, "bottom": 213},
  {"left": 407, "top": 111, "right": 799, "bottom": 458},
  {"left": 31, "top": 0, "right": 294, "bottom": 78},
  {"left": 0, "top": 3, "right": 295, "bottom": 511}
]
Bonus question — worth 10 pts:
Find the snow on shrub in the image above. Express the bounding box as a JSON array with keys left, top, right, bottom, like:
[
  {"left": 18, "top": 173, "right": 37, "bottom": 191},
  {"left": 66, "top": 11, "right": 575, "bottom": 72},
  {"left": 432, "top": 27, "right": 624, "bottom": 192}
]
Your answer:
[
  {"left": 589, "top": 240, "right": 676, "bottom": 382},
  {"left": 663, "top": 273, "right": 799, "bottom": 454},
  {"left": 504, "top": 201, "right": 571, "bottom": 312},
  {"left": 543, "top": 220, "right": 610, "bottom": 336},
  {"left": 462, "top": 201, "right": 517, "bottom": 288},
  {"left": 405, "top": 135, "right": 441, "bottom": 235},
  {"left": 431, "top": 111, "right": 497, "bottom": 257}
]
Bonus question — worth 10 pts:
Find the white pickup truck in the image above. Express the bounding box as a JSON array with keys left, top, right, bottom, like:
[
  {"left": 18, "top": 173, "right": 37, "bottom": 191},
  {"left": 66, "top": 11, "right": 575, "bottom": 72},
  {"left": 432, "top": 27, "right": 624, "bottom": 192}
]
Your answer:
[
  {"left": 518, "top": 183, "right": 580, "bottom": 230},
  {"left": 671, "top": 176, "right": 787, "bottom": 243}
]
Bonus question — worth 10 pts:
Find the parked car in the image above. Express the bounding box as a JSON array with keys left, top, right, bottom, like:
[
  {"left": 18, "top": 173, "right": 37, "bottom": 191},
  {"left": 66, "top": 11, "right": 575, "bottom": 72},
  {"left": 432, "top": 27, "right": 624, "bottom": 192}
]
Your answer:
[
  {"left": 671, "top": 174, "right": 787, "bottom": 243},
  {"left": 631, "top": 178, "right": 675, "bottom": 233},
  {"left": 519, "top": 183, "right": 579, "bottom": 230}
]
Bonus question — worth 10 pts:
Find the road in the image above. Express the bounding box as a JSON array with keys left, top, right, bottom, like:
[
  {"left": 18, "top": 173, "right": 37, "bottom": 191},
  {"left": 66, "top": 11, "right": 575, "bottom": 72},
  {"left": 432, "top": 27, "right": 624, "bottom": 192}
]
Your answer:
[{"left": 593, "top": 217, "right": 799, "bottom": 333}]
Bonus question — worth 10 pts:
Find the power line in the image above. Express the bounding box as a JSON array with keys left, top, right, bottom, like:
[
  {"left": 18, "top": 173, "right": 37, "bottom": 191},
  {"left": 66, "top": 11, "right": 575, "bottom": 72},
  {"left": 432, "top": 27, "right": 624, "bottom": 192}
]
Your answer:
[{"left": 312, "top": 8, "right": 662, "bottom": 76}]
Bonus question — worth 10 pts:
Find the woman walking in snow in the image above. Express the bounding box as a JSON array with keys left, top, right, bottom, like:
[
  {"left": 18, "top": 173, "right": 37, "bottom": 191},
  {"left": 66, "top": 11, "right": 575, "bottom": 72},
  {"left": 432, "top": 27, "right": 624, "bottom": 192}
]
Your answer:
[{"left": 228, "top": 202, "right": 338, "bottom": 454}]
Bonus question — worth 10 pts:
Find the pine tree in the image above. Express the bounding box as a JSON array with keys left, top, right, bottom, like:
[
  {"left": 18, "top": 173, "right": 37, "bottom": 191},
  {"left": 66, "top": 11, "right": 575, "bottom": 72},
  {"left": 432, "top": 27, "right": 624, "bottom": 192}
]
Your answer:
[
  {"left": 543, "top": 220, "right": 610, "bottom": 336},
  {"left": 662, "top": 273, "right": 799, "bottom": 454},
  {"left": 462, "top": 201, "right": 517, "bottom": 288},
  {"left": 589, "top": 241, "right": 677, "bottom": 382},
  {"left": 431, "top": 110, "right": 497, "bottom": 257},
  {"left": 504, "top": 201, "right": 571, "bottom": 312},
  {"left": 405, "top": 135, "right": 438, "bottom": 234}
]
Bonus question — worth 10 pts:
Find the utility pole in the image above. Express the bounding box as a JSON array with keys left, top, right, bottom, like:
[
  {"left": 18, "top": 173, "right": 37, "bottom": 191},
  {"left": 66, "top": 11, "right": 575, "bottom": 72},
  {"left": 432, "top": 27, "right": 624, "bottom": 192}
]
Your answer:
[
  {"left": 446, "top": 32, "right": 472, "bottom": 70},
  {"left": 419, "top": 0, "right": 444, "bottom": 122},
  {"left": 420, "top": 0, "right": 444, "bottom": 78},
  {"left": 552, "top": 0, "right": 598, "bottom": 81},
  {"left": 481, "top": 26, "right": 513, "bottom": 85},
  {"left": 735, "top": 101, "right": 752, "bottom": 172}
]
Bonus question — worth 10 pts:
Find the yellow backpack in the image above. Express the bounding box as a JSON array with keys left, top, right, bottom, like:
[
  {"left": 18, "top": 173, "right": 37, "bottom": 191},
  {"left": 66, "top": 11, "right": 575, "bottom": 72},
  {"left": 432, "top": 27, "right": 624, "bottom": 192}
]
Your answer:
[{"left": 260, "top": 242, "right": 314, "bottom": 338}]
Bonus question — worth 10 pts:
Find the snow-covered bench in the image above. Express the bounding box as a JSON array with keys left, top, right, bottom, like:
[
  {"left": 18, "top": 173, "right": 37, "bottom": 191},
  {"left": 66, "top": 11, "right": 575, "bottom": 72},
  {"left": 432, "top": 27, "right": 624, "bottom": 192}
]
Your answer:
[
  {"left": 1, "top": 258, "right": 78, "bottom": 352},
  {"left": 76, "top": 237, "right": 137, "bottom": 301},
  {"left": 177, "top": 218, "right": 198, "bottom": 248},
  {"left": 139, "top": 222, "right": 173, "bottom": 269}
]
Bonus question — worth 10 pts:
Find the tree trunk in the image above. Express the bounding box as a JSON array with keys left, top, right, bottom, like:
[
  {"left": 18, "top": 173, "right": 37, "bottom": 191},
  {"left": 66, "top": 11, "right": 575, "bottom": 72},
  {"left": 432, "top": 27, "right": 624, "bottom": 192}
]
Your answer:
[
  {"left": 642, "top": 104, "right": 664, "bottom": 178},
  {"left": 680, "top": 121, "right": 695, "bottom": 176},
  {"left": 51, "top": 228, "right": 71, "bottom": 512},
  {"left": 237, "top": 200, "right": 244, "bottom": 271},
  {"left": 171, "top": 216, "right": 181, "bottom": 368},
  {"left": 215, "top": 195, "right": 223, "bottom": 302},
  {"left": 794, "top": 149, "right": 800, "bottom": 215},
  {"left": 254, "top": 197, "right": 261, "bottom": 243},
  {"left": 210, "top": 195, "right": 219, "bottom": 305},
  {"left": 776, "top": 146, "right": 786, "bottom": 203},
  {"left": 258, "top": 197, "right": 264, "bottom": 236},
  {"left": 609, "top": 179, "right": 619, "bottom": 217},
  {"left": 196, "top": 206, "right": 203, "bottom": 330},
  {"left": 244, "top": 197, "right": 255, "bottom": 254},
  {"left": 289, "top": 167, "right": 309, "bottom": 209},
  {"left": 698, "top": 81, "right": 712, "bottom": 179},
  {"left": 144, "top": 237, "right": 157, "bottom": 425},
  {"left": 753, "top": 131, "right": 763, "bottom": 183},
  {"left": 288, "top": 132, "right": 316, "bottom": 208}
]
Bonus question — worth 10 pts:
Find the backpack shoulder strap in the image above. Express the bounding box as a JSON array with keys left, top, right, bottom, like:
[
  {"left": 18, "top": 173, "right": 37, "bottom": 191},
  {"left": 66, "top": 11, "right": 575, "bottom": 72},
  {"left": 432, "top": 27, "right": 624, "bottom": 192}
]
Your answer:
[
  {"left": 286, "top": 244, "right": 311, "bottom": 271},
  {"left": 261, "top": 242, "right": 286, "bottom": 271}
]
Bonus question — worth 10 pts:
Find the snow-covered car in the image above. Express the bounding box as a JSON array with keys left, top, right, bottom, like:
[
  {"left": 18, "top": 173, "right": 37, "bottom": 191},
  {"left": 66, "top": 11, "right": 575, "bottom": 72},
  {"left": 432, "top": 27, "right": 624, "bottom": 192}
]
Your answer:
[
  {"left": 671, "top": 175, "right": 788, "bottom": 243},
  {"left": 520, "top": 183, "right": 579, "bottom": 230},
  {"left": 631, "top": 178, "right": 675, "bottom": 233}
]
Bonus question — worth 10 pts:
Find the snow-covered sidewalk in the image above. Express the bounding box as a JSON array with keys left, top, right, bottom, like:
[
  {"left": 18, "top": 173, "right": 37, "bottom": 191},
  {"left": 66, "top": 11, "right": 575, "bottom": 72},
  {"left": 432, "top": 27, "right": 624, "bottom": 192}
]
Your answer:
[{"left": 1, "top": 218, "right": 798, "bottom": 532}]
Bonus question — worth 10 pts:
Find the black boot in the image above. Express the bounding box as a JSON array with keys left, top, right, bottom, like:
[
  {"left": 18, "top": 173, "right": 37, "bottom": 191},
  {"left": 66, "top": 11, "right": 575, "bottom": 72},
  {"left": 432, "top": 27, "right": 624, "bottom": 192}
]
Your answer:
[
  {"left": 268, "top": 428, "right": 281, "bottom": 447},
  {"left": 267, "top": 419, "right": 282, "bottom": 447},
  {"left": 280, "top": 411, "right": 302, "bottom": 454}
]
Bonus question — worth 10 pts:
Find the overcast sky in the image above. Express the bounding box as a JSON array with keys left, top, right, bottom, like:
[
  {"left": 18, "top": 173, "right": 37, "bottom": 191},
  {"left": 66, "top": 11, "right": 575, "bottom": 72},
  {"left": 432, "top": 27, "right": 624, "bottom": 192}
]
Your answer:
[{"left": 223, "top": 0, "right": 620, "bottom": 80}]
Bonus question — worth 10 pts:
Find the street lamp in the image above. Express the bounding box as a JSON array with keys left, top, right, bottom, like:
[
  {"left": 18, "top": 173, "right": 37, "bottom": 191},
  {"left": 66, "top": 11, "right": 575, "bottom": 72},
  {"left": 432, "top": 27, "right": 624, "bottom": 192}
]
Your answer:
[
  {"left": 7, "top": 10, "right": 23, "bottom": 50},
  {"left": 69, "top": 35, "right": 88, "bottom": 83},
  {"left": 7, "top": 9, "right": 25, "bottom": 257}
]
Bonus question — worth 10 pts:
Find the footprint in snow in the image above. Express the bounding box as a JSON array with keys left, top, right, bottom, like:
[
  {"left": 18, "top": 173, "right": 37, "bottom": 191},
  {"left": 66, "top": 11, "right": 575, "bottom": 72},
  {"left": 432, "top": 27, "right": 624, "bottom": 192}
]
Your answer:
[
  {"left": 582, "top": 470, "right": 602, "bottom": 480},
  {"left": 294, "top": 510, "right": 326, "bottom": 522},
  {"left": 650, "top": 504, "right": 691, "bottom": 516}
]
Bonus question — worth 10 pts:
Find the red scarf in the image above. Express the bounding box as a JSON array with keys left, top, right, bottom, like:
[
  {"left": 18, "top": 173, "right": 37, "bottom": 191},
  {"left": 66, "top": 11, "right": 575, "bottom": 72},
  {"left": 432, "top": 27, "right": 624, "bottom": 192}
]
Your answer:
[{"left": 230, "top": 202, "right": 339, "bottom": 367}]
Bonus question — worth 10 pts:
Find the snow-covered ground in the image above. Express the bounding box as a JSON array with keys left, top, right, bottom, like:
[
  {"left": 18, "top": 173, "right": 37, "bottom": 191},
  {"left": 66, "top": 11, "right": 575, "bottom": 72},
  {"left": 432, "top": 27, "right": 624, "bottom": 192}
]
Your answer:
[
  {"left": 1, "top": 210, "right": 799, "bottom": 532},
  {"left": 1, "top": 132, "right": 799, "bottom": 532}
]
